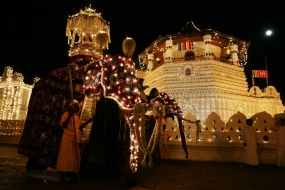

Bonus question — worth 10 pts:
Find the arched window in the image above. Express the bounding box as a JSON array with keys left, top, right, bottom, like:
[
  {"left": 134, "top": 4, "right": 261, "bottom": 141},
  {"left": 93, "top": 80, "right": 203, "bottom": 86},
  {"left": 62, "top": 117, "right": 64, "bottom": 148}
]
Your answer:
[
  {"left": 185, "top": 68, "right": 191, "bottom": 76},
  {"left": 185, "top": 51, "right": 195, "bottom": 61}
]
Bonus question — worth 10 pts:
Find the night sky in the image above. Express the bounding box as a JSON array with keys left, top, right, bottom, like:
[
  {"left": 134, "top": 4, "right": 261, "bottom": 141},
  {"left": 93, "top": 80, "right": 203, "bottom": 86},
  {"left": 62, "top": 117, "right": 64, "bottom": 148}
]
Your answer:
[{"left": 2, "top": 0, "right": 285, "bottom": 102}]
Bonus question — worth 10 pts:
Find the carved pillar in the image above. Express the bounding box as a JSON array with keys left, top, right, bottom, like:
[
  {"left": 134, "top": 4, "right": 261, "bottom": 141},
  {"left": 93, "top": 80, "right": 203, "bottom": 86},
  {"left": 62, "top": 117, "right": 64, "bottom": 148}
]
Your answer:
[
  {"left": 165, "top": 39, "right": 173, "bottom": 63},
  {"left": 147, "top": 53, "right": 154, "bottom": 71},
  {"left": 229, "top": 44, "right": 239, "bottom": 65},
  {"left": 203, "top": 34, "right": 212, "bottom": 59}
]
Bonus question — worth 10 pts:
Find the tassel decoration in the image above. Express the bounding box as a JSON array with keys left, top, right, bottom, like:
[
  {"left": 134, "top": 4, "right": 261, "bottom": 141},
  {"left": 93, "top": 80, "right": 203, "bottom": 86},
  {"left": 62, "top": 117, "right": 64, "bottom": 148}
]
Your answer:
[
  {"left": 95, "top": 31, "right": 109, "bottom": 49},
  {"left": 122, "top": 36, "right": 136, "bottom": 58}
]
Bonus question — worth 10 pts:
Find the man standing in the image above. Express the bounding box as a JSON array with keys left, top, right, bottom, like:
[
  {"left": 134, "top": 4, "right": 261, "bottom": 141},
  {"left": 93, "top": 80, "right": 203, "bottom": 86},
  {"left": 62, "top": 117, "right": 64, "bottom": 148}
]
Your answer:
[
  {"left": 270, "top": 118, "right": 285, "bottom": 170},
  {"left": 242, "top": 119, "right": 259, "bottom": 168}
]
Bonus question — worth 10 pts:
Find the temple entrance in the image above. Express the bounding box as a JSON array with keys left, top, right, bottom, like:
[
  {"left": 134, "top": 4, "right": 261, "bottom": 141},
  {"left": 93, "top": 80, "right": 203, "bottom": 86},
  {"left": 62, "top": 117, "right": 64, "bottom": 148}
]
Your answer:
[{"left": 184, "top": 51, "right": 195, "bottom": 61}]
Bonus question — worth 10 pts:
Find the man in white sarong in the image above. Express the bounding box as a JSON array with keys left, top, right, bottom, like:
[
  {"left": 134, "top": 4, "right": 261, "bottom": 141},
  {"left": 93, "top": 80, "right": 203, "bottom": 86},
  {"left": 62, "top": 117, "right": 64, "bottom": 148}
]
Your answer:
[
  {"left": 242, "top": 119, "right": 259, "bottom": 168},
  {"left": 270, "top": 118, "right": 285, "bottom": 170}
]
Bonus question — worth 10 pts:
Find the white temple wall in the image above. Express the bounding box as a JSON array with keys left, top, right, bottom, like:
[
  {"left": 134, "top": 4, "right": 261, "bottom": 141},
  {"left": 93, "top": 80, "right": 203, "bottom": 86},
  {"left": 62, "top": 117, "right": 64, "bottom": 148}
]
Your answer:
[
  {"left": 163, "top": 112, "right": 281, "bottom": 164},
  {"left": 143, "top": 59, "right": 284, "bottom": 163},
  {"left": 173, "top": 93, "right": 283, "bottom": 123},
  {"left": 144, "top": 60, "right": 283, "bottom": 123},
  {"left": 0, "top": 88, "right": 4, "bottom": 114}
]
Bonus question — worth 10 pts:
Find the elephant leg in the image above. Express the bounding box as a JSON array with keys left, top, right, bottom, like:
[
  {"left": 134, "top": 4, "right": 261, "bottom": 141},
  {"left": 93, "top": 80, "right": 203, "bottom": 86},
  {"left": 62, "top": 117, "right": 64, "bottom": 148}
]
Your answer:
[
  {"left": 102, "top": 99, "right": 121, "bottom": 177},
  {"left": 141, "top": 153, "right": 148, "bottom": 168},
  {"left": 125, "top": 125, "right": 138, "bottom": 186},
  {"left": 26, "top": 157, "right": 47, "bottom": 170},
  {"left": 79, "top": 143, "right": 90, "bottom": 175}
]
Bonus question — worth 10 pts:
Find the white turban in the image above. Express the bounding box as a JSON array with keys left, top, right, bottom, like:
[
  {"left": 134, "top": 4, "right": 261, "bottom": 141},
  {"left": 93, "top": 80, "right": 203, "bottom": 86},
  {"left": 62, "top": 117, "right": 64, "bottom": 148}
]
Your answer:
[{"left": 70, "top": 99, "right": 79, "bottom": 106}]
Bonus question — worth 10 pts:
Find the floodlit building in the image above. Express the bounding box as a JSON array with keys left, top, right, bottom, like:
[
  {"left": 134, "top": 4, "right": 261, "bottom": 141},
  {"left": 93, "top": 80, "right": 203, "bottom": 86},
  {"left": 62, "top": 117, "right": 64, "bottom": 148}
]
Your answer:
[
  {"left": 0, "top": 66, "right": 37, "bottom": 142},
  {"left": 138, "top": 22, "right": 285, "bottom": 163}
]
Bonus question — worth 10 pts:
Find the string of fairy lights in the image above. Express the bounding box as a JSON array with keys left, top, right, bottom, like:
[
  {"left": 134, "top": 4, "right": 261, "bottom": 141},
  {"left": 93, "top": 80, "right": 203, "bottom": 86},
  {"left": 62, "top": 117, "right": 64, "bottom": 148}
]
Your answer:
[{"left": 141, "top": 52, "right": 283, "bottom": 145}]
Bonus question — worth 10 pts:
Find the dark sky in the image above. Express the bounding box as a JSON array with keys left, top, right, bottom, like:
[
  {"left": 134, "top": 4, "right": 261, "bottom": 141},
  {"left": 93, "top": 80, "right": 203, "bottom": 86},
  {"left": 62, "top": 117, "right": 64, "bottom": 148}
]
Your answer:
[{"left": 2, "top": 0, "right": 285, "bottom": 101}]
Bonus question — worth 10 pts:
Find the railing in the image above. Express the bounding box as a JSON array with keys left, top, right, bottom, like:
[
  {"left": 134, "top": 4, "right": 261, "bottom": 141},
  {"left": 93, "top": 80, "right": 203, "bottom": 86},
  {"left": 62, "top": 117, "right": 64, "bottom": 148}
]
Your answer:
[{"left": 151, "top": 56, "right": 236, "bottom": 71}]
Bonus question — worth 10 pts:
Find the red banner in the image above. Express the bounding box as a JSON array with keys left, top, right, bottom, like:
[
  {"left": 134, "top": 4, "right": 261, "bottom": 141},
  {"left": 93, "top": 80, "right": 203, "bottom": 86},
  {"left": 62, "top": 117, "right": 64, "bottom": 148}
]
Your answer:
[
  {"left": 252, "top": 70, "right": 268, "bottom": 78},
  {"left": 177, "top": 41, "right": 193, "bottom": 51}
]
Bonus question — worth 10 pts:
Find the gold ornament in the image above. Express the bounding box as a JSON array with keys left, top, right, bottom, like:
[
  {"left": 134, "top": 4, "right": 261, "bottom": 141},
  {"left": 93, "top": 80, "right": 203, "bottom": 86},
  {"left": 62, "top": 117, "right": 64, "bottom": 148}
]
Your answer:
[{"left": 122, "top": 36, "right": 136, "bottom": 58}]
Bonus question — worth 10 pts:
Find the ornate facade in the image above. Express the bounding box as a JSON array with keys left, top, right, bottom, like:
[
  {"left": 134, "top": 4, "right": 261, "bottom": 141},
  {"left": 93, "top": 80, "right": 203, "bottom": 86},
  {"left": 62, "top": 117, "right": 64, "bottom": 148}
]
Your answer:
[
  {"left": 0, "top": 66, "right": 37, "bottom": 139},
  {"left": 138, "top": 22, "right": 284, "bottom": 163}
]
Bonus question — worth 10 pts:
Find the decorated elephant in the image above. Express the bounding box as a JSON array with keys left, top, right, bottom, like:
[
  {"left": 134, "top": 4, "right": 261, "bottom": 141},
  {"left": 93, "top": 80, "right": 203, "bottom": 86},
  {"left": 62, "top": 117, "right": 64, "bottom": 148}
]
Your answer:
[
  {"left": 17, "top": 52, "right": 138, "bottom": 164},
  {"left": 17, "top": 5, "right": 197, "bottom": 186}
]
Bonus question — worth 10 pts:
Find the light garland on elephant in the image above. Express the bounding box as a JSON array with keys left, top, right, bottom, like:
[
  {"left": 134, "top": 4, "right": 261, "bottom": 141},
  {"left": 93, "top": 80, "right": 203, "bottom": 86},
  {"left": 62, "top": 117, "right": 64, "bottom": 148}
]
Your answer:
[
  {"left": 102, "top": 55, "right": 139, "bottom": 108},
  {"left": 134, "top": 103, "right": 148, "bottom": 154},
  {"left": 141, "top": 97, "right": 166, "bottom": 168},
  {"left": 127, "top": 113, "right": 139, "bottom": 173}
]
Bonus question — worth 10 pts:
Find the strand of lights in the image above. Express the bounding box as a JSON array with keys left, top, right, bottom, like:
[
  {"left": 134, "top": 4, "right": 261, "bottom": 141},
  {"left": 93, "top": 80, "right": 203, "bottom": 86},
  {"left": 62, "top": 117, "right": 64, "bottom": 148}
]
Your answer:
[{"left": 143, "top": 57, "right": 283, "bottom": 128}]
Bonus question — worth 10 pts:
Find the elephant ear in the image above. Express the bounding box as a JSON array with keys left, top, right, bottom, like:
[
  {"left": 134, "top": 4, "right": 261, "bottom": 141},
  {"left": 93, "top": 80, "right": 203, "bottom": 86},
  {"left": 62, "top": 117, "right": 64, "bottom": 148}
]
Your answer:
[
  {"left": 83, "top": 61, "right": 103, "bottom": 96},
  {"left": 103, "top": 54, "right": 139, "bottom": 109},
  {"left": 122, "top": 36, "right": 136, "bottom": 58},
  {"left": 157, "top": 92, "right": 183, "bottom": 115}
]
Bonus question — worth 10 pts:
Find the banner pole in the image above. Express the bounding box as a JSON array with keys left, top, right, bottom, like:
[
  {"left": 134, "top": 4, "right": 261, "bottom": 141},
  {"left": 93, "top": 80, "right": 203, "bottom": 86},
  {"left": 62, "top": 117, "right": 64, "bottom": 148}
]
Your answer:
[
  {"left": 68, "top": 62, "right": 81, "bottom": 185},
  {"left": 252, "top": 70, "right": 256, "bottom": 97},
  {"left": 265, "top": 54, "right": 269, "bottom": 87}
]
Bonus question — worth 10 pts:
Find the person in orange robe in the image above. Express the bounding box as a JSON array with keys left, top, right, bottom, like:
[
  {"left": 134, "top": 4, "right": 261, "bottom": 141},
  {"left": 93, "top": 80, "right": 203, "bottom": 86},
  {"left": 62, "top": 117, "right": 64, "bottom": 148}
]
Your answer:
[
  {"left": 159, "top": 124, "right": 171, "bottom": 159},
  {"left": 56, "top": 100, "right": 82, "bottom": 183}
]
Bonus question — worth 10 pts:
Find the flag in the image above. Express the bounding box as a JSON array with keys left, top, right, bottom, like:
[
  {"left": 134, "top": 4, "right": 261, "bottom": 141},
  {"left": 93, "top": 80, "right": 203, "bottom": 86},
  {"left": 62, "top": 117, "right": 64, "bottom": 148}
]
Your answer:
[
  {"left": 186, "top": 41, "right": 189, "bottom": 50},
  {"left": 189, "top": 41, "right": 193, "bottom": 49},
  {"left": 182, "top": 41, "right": 186, "bottom": 50},
  {"left": 252, "top": 70, "right": 268, "bottom": 78}
]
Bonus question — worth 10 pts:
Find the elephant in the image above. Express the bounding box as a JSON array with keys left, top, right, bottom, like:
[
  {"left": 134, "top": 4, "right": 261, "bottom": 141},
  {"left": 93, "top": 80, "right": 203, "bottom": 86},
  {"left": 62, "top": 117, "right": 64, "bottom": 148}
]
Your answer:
[
  {"left": 17, "top": 52, "right": 193, "bottom": 185},
  {"left": 17, "top": 53, "right": 140, "bottom": 180}
]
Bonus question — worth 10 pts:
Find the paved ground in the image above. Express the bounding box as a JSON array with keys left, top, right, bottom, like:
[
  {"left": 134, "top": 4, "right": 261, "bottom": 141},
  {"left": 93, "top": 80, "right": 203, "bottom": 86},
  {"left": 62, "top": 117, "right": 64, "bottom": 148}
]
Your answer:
[{"left": 1, "top": 143, "right": 285, "bottom": 190}]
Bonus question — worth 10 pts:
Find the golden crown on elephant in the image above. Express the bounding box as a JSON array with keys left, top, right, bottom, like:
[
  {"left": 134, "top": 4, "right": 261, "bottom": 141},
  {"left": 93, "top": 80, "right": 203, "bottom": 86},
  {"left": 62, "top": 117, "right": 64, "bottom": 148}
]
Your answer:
[{"left": 66, "top": 5, "right": 111, "bottom": 57}]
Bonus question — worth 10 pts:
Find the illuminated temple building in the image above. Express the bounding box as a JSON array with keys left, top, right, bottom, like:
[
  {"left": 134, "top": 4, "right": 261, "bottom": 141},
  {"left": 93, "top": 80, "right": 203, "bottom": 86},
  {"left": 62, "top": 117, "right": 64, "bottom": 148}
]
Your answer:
[
  {"left": 0, "top": 66, "right": 37, "bottom": 143},
  {"left": 138, "top": 22, "right": 285, "bottom": 163}
]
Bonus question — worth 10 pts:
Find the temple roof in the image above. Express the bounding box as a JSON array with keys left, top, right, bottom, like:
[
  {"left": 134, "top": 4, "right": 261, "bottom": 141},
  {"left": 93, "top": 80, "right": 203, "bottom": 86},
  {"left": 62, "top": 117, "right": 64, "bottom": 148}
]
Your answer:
[
  {"left": 138, "top": 21, "right": 250, "bottom": 66},
  {"left": 178, "top": 21, "right": 202, "bottom": 34}
]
